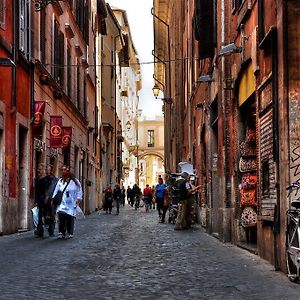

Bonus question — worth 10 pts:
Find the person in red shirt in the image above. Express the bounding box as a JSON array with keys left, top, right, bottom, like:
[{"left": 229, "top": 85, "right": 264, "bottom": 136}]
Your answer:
[{"left": 143, "top": 184, "right": 152, "bottom": 212}]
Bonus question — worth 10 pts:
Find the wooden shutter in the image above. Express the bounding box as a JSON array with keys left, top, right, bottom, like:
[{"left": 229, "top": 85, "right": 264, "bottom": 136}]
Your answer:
[
  {"left": 40, "top": 9, "right": 46, "bottom": 63},
  {"left": 0, "top": 0, "right": 6, "bottom": 30},
  {"left": 58, "top": 31, "right": 65, "bottom": 86},
  {"left": 19, "top": 0, "right": 25, "bottom": 52}
]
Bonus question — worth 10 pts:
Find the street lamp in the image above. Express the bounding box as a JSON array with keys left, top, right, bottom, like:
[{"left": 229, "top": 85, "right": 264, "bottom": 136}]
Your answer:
[
  {"left": 126, "top": 121, "right": 131, "bottom": 130},
  {"left": 152, "top": 84, "right": 173, "bottom": 104},
  {"left": 219, "top": 43, "right": 243, "bottom": 56}
]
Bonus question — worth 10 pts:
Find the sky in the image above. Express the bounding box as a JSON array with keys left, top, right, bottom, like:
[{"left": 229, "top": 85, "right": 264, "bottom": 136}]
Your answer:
[{"left": 106, "top": 0, "right": 163, "bottom": 118}]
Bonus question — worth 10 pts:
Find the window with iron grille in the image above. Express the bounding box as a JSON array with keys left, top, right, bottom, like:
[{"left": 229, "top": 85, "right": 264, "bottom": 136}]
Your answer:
[
  {"left": 19, "top": 0, "right": 31, "bottom": 59},
  {"left": 147, "top": 130, "right": 154, "bottom": 148},
  {"left": 0, "top": 0, "right": 6, "bottom": 30}
]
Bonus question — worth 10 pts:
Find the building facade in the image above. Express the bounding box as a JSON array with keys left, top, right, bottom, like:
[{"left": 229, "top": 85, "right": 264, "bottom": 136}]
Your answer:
[
  {"left": 138, "top": 114, "right": 164, "bottom": 189},
  {"left": 153, "top": 0, "right": 300, "bottom": 272}
]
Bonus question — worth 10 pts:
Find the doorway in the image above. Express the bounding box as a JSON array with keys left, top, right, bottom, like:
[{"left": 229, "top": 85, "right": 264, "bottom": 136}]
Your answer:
[{"left": 18, "top": 125, "right": 29, "bottom": 230}]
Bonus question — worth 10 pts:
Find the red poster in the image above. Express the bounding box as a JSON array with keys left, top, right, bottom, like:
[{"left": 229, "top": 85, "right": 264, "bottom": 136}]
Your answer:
[
  {"left": 61, "top": 127, "right": 72, "bottom": 153},
  {"left": 50, "top": 116, "right": 62, "bottom": 148},
  {"left": 33, "top": 101, "right": 46, "bottom": 127}
]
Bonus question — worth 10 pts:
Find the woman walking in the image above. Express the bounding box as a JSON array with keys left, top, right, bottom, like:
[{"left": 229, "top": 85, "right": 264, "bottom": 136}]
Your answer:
[{"left": 52, "top": 165, "right": 82, "bottom": 239}]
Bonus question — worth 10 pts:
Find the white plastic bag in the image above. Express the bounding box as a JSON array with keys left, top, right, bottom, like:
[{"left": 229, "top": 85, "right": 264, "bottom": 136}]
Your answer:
[
  {"left": 31, "top": 206, "right": 39, "bottom": 227},
  {"left": 76, "top": 206, "right": 85, "bottom": 220}
]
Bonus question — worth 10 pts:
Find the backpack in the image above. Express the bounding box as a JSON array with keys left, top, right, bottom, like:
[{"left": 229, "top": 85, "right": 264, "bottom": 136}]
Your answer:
[{"left": 171, "top": 178, "right": 188, "bottom": 202}]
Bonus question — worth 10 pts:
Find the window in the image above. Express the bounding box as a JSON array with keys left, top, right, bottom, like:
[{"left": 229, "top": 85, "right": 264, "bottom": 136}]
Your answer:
[
  {"left": 67, "top": 47, "right": 72, "bottom": 97},
  {"left": 53, "top": 20, "right": 65, "bottom": 86},
  {"left": 0, "top": 0, "right": 6, "bottom": 30},
  {"left": 147, "top": 130, "right": 154, "bottom": 148},
  {"left": 19, "top": 0, "right": 31, "bottom": 59},
  {"left": 40, "top": 8, "right": 46, "bottom": 63}
]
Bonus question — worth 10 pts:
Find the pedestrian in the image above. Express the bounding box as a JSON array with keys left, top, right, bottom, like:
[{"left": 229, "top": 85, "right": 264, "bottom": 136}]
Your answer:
[
  {"left": 34, "top": 163, "right": 47, "bottom": 237},
  {"left": 126, "top": 186, "right": 132, "bottom": 205},
  {"left": 174, "top": 172, "right": 199, "bottom": 230},
  {"left": 104, "top": 186, "right": 113, "bottom": 214},
  {"left": 132, "top": 183, "right": 141, "bottom": 208},
  {"left": 43, "top": 165, "right": 59, "bottom": 236},
  {"left": 113, "top": 183, "right": 122, "bottom": 215},
  {"left": 52, "top": 165, "right": 82, "bottom": 239},
  {"left": 151, "top": 185, "right": 156, "bottom": 209},
  {"left": 155, "top": 177, "right": 167, "bottom": 223},
  {"left": 143, "top": 184, "right": 152, "bottom": 211},
  {"left": 121, "top": 185, "right": 126, "bottom": 207}
]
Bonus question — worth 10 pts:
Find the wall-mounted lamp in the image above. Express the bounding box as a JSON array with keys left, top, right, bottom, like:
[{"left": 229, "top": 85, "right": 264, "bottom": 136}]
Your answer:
[
  {"left": 34, "top": 0, "right": 64, "bottom": 11},
  {"left": 196, "top": 75, "right": 215, "bottom": 83},
  {"left": 126, "top": 121, "right": 131, "bottom": 130},
  {"left": 0, "top": 57, "right": 15, "bottom": 67},
  {"left": 152, "top": 83, "right": 160, "bottom": 98},
  {"left": 152, "top": 84, "right": 173, "bottom": 104},
  {"left": 219, "top": 43, "right": 243, "bottom": 56}
]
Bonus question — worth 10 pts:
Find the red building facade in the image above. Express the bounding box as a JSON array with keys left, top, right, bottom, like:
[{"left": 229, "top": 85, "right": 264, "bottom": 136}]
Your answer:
[{"left": 154, "top": 0, "right": 300, "bottom": 272}]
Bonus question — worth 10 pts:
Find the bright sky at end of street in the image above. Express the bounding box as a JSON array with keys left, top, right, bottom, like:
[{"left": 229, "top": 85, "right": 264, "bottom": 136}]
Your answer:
[{"left": 106, "top": 0, "right": 163, "bottom": 118}]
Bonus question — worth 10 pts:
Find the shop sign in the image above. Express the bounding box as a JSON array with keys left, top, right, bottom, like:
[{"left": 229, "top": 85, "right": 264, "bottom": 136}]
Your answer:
[{"left": 50, "top": 116, "right": 62, "bottom": 148}]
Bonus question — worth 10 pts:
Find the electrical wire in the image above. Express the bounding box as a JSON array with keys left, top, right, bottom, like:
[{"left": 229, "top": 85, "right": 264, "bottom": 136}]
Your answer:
[{"left": 44, "top": 56, "right": 201, "bottom": 68}]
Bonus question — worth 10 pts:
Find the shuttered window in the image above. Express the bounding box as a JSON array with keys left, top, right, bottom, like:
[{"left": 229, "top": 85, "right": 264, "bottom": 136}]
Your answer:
[
  {"left": 67, "top": 47, "right": 72, "bottom": 97},
  {"left": 53, "top": 21, "right": 65, "bottom": 86},
  {"left": 0, "top": 0, "right": 6, "bottom": 30},
  {"left": 40, "top": 9, "right": 46, "bottom": 64},
  {"left": 193, "top": 0, "right": 215, "bottom": 59},
  {"left": 19, "top": 0, "right": 30, "bottom": 58}
]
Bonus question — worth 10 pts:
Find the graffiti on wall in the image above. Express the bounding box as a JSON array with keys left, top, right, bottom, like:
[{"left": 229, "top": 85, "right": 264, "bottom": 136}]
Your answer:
[{"left": 289, "top": 91, "right": 300, "bottom": 197}]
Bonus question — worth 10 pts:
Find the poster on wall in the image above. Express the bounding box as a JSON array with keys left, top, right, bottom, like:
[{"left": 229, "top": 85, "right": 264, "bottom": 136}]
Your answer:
[{"left": 50, "top": 116, "right": 62, "bottom": 148}]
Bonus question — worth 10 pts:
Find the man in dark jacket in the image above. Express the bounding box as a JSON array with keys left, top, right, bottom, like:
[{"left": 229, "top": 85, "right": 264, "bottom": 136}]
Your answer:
[
  {"left": 174, "top": 172, "right": 198, "bottom": 230},
  {"left": 113, "top": 184, "right": 122, "bottom": 215},
  {"left": 34, "top": 164, "right": 58, "bottom": 237}
]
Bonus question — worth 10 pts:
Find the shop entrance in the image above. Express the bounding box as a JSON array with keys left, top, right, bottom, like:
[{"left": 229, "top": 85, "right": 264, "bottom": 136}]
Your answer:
[{"left": 238, "top": 98, "right": 257, "bottom": 246}]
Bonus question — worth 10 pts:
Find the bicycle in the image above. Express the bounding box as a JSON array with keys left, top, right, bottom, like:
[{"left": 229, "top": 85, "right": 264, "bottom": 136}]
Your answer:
[{"left": 286, "top": 182, "right": 300, "bottom": 282}]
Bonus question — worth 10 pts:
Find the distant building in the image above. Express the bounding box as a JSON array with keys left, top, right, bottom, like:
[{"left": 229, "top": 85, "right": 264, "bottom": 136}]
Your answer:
[{"left": 138, "top": 113, "right": 164, "bottom": 189}]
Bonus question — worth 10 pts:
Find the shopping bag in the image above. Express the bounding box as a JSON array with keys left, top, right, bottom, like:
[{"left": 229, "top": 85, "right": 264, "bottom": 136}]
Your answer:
[
  {"left": 31, "top": 206, "right": 39, "bottom": 227},
  {"left": 76, "top": 206, "right": 85, "bottom": 220}
]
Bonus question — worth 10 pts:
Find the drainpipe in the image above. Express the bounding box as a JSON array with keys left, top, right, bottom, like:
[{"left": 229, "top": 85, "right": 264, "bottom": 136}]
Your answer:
[{"left": 11, "top": 0, "right": 17, "bottom": 111}]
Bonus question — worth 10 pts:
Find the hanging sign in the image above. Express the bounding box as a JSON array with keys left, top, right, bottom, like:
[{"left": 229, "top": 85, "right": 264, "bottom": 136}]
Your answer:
[
  {"left": 61, "top": 127, "right": 72, "bottom": 153},
  {"left": 50, "top": 116, "right": 62, "bottom": 148},
  {"left": 33, "top": 101, "right": 46, "bottom": 127}
]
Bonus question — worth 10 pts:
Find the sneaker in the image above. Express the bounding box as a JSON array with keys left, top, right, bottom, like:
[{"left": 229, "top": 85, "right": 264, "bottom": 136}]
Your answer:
[
  {"left": 57, "top": 233, "right": 65, "bottom": 239},
  {"left": 66, "top": 234, "right": 73, "bottom": 239}
]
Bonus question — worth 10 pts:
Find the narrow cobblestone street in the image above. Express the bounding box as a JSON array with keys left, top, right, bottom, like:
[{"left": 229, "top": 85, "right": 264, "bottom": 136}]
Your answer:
[{"left": 1, "top": 205, "right": 300, "bottom": 300}]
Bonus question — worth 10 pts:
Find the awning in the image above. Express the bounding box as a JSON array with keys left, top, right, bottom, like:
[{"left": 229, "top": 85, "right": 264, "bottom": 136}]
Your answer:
[{"left": 238, "top": 64, "right": 256, "bottom": 106}]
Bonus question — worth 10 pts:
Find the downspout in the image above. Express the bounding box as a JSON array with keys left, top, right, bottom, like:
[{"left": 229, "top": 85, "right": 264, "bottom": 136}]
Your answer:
[
  {"left": 11, "top": 0, "right": 17, "bottom": 110},
  {"left": 187, "top": 0, "right": 192, "bottom": 162},
  {"left": 271, "top": 26, "right": 280, "bottom": 271}
]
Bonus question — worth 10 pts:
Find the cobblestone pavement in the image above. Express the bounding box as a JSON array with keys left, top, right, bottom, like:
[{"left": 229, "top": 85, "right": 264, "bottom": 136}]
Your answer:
[{"left": 1, "top": 205, "right": 300, "bottom": 300}]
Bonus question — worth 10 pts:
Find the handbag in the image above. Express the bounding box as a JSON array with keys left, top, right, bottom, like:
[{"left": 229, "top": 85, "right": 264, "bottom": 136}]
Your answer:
[
  {"left": 241, "top": 173, "right": 257, "bottom": 190},
  {"left": 240, "top": 189, "right": 257, "bottom": 207},
  {"left": 239, "top": 157, "right": 257, "bottom": 172},
  {"left": 52, "top": 180, "right": 70, "bottom": 206},
  {"left": 241, "top": 206, "right": 257, "bottom": 227}
]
